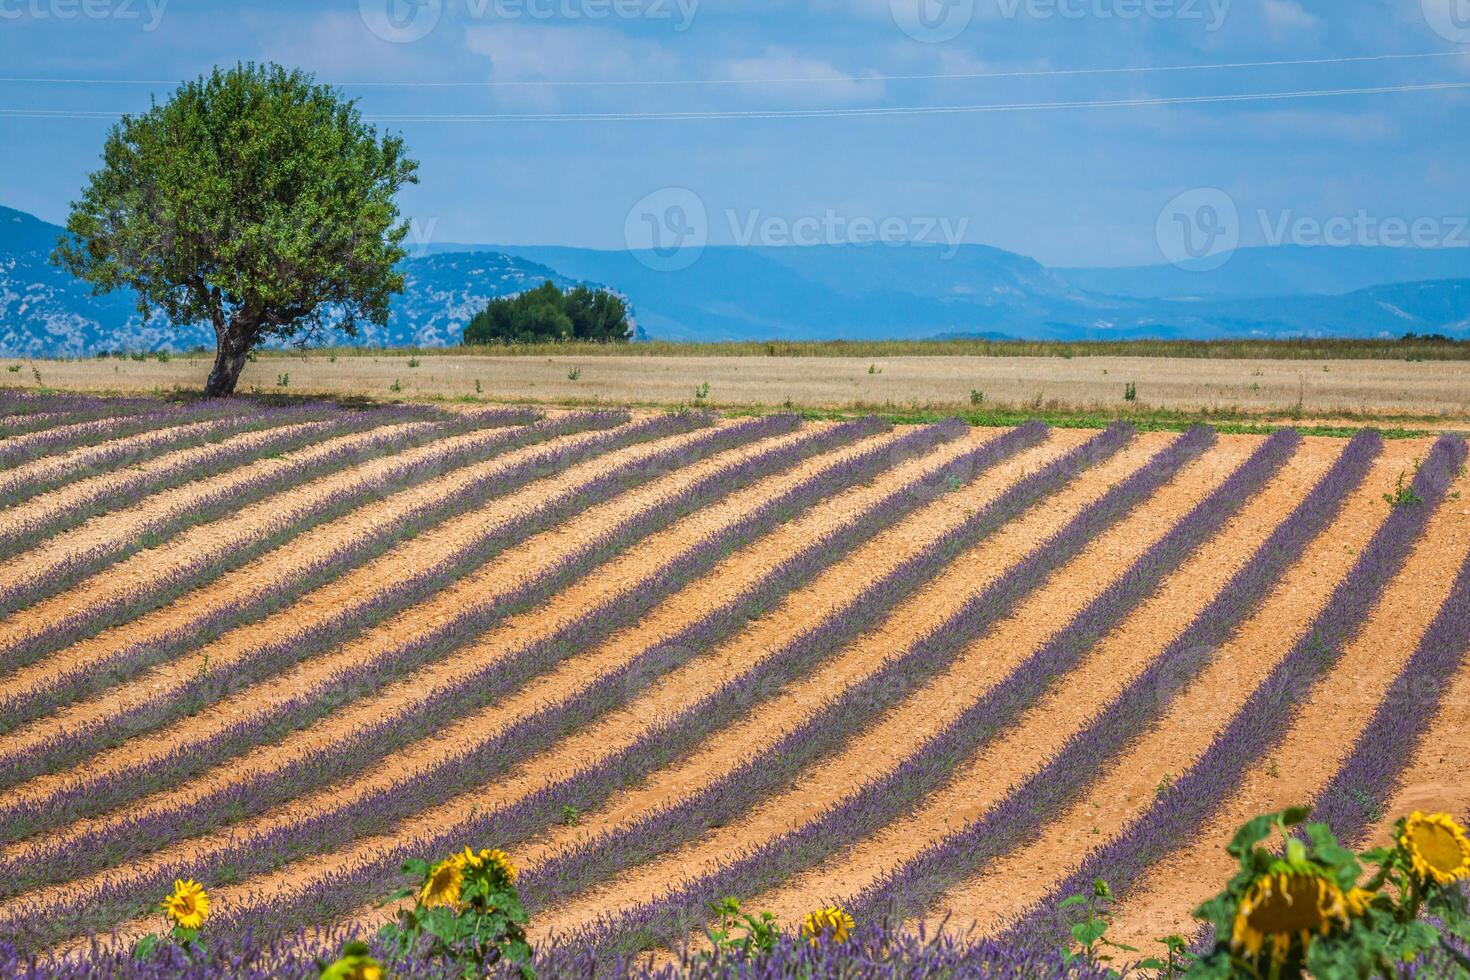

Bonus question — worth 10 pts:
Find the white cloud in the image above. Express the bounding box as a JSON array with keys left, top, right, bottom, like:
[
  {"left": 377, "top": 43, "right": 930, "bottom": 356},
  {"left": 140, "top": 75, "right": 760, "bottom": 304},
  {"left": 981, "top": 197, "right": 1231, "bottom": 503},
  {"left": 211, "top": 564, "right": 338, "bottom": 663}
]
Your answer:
[
  {"left": 713, "top": 49, "right": 884, "bottom": 104},
  {"left": 1260, "top": 0, "right": 1320, "bottom": 34},
  {"left": 463, "top": 22, "right": 682, "bottom": 108},
  {"left": 253, "top": 11, "right": 424, "bottom": 79}
]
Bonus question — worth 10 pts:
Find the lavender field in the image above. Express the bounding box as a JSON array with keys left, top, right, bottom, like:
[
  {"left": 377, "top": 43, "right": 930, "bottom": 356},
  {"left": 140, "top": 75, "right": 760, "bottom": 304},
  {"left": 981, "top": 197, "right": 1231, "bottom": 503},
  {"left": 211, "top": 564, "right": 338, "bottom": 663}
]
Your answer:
[{"left": 0, "top": 389, "right": 1466, "bottom": 976}]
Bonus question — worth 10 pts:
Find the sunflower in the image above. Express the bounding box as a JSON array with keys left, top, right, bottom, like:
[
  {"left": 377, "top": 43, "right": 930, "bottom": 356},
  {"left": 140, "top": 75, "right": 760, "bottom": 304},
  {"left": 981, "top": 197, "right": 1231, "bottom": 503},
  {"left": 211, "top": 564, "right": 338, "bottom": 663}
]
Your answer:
[
  {"left": 319, "top": 952, "right": 385, "bottom": 980},
  {"left": 1344, "top": 886, "right": 1375, "bottom": 919},
  {"left": 800, "top": 906, "right": 855, "bottom": 946},
  {"left": 1399, "top": 811, "right": 1470, "bottom": 887},
  {"left": 160, "top": 878, "right": 210, "bottom": 930},
  {"left": 420, "top": 858, "right": 464, "bottom": 909},
  {"left": 459, "top": 846, "right": 517, "bottom": 885},
  {"left": 1230, "top": 870, "right": 1350, "bottom": 963}
]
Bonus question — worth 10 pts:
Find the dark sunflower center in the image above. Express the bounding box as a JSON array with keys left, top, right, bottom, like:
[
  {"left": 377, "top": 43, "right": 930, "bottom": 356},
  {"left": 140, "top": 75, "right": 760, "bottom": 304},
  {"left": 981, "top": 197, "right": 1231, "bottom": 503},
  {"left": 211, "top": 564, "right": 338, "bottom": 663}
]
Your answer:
[{"left": 1246, "top": 876, "right": 1329, "bottom": 936}]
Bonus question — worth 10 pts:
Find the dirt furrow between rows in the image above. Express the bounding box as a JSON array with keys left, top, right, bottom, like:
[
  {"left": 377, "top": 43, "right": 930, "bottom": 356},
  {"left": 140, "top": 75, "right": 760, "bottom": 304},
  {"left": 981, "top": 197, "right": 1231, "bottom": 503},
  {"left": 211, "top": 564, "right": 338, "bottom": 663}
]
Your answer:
[
  {"left": 0, "top": 414, "right": 281, "bottom": 503},
  {"left": 95, "top": 429, "right": 1083, "bottom": 941},
  {"left": 731, "top": 437, "right": 1395, "bottom": 936},
  {"left": 2, "top": 423, "right": 898, "bottom": 857},
  {"left": 0, "top": 415, "right": 629, "bottom": 706},
  {"left": 508, "top": 435, "right": 1171, "bottom": 874},
  {"left": 1360, "top": 659, "right": 1470, "bottom": 849},
  {"left": 528, "top": 434, "right": 1254, "bottom": 937},
  {"left": 0, "top": 421, "right": 803, "bottom": 798},
  {"left": 0, "top": 418, "right": 474, "bottom": 641},
  {"left": 854, "top": 438, "right": 1363, "bottom": 936},
  {"left": 310, "top": 429, "right": 1121, "bottom": 937},
  {"left": 0, "top": 418, "right": 448, "bottom": 597},
  {"left": 0, "top": 419, "right": 340, "bottom": 533},
  {"left": 1098, "top": 455, "right": 1470, "bottom": 950},
  {"left": 0, "top": 423, "right": 906, "bottom": 911}
]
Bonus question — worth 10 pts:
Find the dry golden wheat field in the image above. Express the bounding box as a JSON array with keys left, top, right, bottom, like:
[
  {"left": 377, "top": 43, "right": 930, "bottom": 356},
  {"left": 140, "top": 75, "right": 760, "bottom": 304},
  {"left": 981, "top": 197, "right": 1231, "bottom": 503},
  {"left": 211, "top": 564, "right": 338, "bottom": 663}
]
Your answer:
[
  {"left": 14, "top": 350, "right": 1470, "bottom": 418},
  {"left": 0, "top": 386, "right": 1467, "bottom": 969}
]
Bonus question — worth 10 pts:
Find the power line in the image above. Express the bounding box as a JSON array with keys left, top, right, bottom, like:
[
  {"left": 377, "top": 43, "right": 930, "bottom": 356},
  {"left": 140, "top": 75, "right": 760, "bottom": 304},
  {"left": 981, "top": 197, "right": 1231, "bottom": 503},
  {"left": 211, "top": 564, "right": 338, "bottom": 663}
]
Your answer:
[
  {"left": 5, "top": 79, "right": 1467, "bottom": 123},
  {"left": 360, "top": 80, "right": 1470, "bottom": 120},
  {"left": 0, "top": 50, "right": 1463, "bottom": 89}
]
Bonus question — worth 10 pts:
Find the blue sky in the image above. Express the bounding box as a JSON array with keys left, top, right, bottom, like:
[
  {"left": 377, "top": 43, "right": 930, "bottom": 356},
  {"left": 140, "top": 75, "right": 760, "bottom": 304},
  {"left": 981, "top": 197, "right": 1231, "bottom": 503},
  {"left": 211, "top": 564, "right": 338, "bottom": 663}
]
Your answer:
[{"left": 1, "top": 0, "right": 1467, "bottom": 267}]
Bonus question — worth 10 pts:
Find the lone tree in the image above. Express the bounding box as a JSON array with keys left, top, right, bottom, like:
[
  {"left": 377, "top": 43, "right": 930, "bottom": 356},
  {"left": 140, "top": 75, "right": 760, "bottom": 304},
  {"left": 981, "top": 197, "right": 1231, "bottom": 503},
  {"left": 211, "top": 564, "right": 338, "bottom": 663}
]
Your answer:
[{"left": 54, "top": 63, "right": 418, "bottom": 396}]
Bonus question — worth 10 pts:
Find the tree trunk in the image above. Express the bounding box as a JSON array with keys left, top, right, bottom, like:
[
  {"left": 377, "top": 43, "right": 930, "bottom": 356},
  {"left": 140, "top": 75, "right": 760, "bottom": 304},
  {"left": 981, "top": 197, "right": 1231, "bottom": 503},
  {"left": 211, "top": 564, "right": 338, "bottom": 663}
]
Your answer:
[{"left": 204, "top": 326, "right": 252, "bottom": 397}]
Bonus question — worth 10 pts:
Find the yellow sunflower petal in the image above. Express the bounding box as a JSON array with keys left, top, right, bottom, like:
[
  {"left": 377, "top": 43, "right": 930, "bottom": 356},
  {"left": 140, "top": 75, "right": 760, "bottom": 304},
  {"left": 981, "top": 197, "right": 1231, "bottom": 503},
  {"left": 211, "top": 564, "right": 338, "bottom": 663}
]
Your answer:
[{"left": 1400, "top": 812, "right": 1470, "bottom": 887}]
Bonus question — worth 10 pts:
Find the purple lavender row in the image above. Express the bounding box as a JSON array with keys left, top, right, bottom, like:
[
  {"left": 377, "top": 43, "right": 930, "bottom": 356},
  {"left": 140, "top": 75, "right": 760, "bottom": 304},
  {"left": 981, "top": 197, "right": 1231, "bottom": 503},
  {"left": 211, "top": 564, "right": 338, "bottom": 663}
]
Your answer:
[
  {"left": 1307, "top": 549, "right": 1470, "bottom": 843},
  {"left": 511, "top": 426, "right": 1217, "bottom": 919},
  {"left": 0, "top": 407, "right": 621, "bottom": 674},
  {"left": 0, "top": 409, "right": 144, "bottom": 441},
  {"left": 0, "top": 393, "right": 205, "bottom": 438},
  {"left": 0, "top": 411, "right": 767, "bottom": 827},
  {"left": 0, "top": 418, "right": 933, "bottom": 947},
  {"left": 1003, "top": 432, "right": 1467, "bottom": 951},
  {"left": 0, "top": 412, "right": 719, "bottom": 747},
  {"left": 0, "top": 405, "right": 516, "bottom": 562},
  {"left": 0, "top": 390, "right": 188, "bottom": 421},
  {"left": 0, "top": 411, "right": 632, "bottom": 702},
  {"left": 0, "top": 918, "right": 1109, "bottom": 979},
  {"left": 0, "top": 398, "right": 263, "bottom": 469},
  {"left": 0, "top": 417, "right": 817, "bottom": 846},
  {"left": 817, "top": 429, "right": 1376, "bottom": 940},
  {"left": 0, "top": 401, "right": 370, "bottom": 508},
  {"left": 0, "top": 416, "right": 906, "bottom": 893},
  {"left": 0, "top": 406, "right": 466, "bottom": 619},
  {"left": 0, "top": 410, "right": 700, "bottom": 792},
  {"left": 1183, "top": 550, "right": 1470, "bottom": 957},
  {"left": 544, "top": 428, "right": 1303, "bottom": 961},
  {"left": 201, "top": 422, "right": 1124, "bottom": 945}
]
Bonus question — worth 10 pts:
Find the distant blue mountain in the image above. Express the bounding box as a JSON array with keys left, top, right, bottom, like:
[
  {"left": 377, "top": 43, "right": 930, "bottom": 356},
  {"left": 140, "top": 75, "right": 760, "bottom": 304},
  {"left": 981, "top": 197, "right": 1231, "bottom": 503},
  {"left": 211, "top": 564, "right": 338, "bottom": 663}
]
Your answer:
[
  {"left": 1056, "top": 245, "right": 1470, "bottom": 301},
  {"left": 0, "top": 206, "right": 585, "bottom": 356},
  {"left": 454, "top": 241, "right": 1470, "bottom": 342},
  {"left": 3, "top": 204, "right": 1469, "bottom": 355}
]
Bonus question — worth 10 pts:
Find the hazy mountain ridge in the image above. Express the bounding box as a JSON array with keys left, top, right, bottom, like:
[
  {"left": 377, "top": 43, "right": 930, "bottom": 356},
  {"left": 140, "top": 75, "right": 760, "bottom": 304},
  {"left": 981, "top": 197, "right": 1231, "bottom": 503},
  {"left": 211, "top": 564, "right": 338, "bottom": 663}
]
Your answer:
[
  {"left": 3, "top": 205, "right": 1470, "bottom": 355},
  {"left": 0, "top": 207, "right": 587, "bottom": 356}
]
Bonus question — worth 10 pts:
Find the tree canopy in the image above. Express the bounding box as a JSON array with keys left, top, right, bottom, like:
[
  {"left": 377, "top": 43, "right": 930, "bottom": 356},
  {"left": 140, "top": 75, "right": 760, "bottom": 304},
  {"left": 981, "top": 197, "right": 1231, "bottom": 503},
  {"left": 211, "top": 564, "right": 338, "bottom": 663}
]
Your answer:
[
  {"left": 53, "top": 62, "right": 418, "bottom": 396},
  {"left": 463, "top": 282, "right": 633, "bottom": 345}
]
